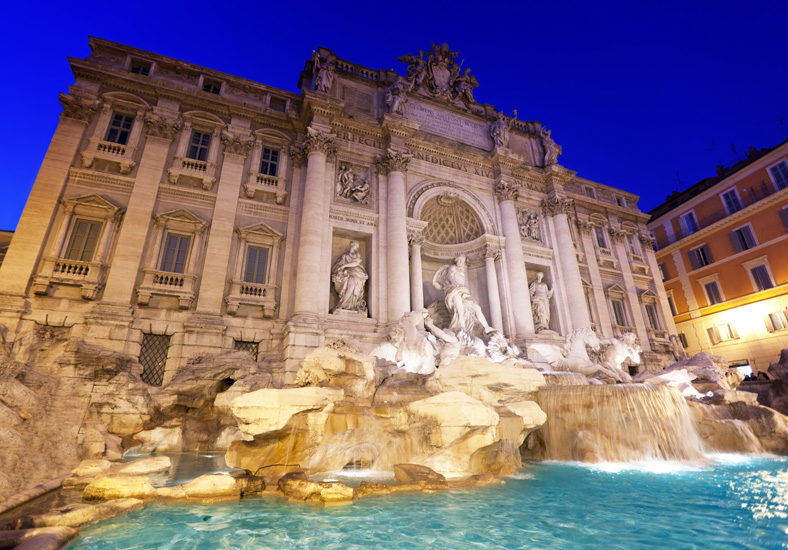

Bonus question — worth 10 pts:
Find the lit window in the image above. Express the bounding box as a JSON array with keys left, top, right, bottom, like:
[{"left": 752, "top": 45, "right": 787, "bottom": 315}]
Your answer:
[
  {"left": 244, "top": 246, "right": 269, "bottom": 284},
  {"left": 721, "top": 188, "right": 743, "bottom": 215},
  {"left": 105, "top": 113, "right": 134, "bottom": 145},
  {"left": 708, "top": 324, "right": 738, "bottom": 345},
  {"left": 202, "top": 80, "right": 221, "bottom": 94},
  {"left": 269, "top": 97, "right": 287, "bottom": 112},
  {"left": 658, "top": 263, "right": 669, "bottom": 281},
  {"left": 160, "top": 233, "right": 191, "bottom": 273},
  {"left": 688, "top": 244, "right": 713, "bottom": 269},
  {"left": 729, "top": 225, "right": 757, "bottom": 252},
  {"left": 187, "top": 131, "right": 211, "bottom": 161},
  {"left": 769, "top": 160, "right": 788, "bottom": 191},
  {"left": 750, "top": 264, "right": 774, "bottom": 291},
  {"left": 65, "top": 219, "right": 102, "bottom": 262},
  {"left": 594, "top": 226, "right": 607, "bottom": 248},
  {"left": 667, "top": 295, "right": 678, "bottom": 316},
  {"left": 703, "top": 281, "right": 723, "bottom": 305},
  {"left": 611, "top": 299, "right": 627, "bottom": 326},
  {"left": 130, "top": 61, "right": 150, "bottom": 76},
  {"left": 678, "top": 211, "right": 699, "bottom": 237},
  {"left": 645, "top": 303, "right": 661, "bottom": 330},
  {"left": 260, "top": 148, "right": 280, "bottom": 176},
  {"left": 766, "top": 311, "right": 788, "bottom": 332}
]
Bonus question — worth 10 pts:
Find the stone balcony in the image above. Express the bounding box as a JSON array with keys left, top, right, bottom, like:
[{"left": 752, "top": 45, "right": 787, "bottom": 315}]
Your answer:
[
  {"left": 648, "top": 328, "right": 669, "bottom": 341},
  {"left": 613, "top": 324, "right": 637, "bottom": 338},
  {"left": 628, "top": 253, "right": 649, "bottom": 275},
  {"left": 136, "top": 269, "right": 197, "bottom": 309},
  {"left": 225, "top": 280, "right": 278, "bottom": 317},
  {"left": 597, "top": 247, "right": 619, "bottom": 269},
  {"left": 244, "top": 172, "right": 287, "bottom": 204},
  {"left": 167, "top": 157, "right": 217, "bottom": 190},
  {"left": 80, "top": 138, "right": 137, "bottom": 175},
  {"left": 32, "top": 257, "right": 107, "bottom": 300}
]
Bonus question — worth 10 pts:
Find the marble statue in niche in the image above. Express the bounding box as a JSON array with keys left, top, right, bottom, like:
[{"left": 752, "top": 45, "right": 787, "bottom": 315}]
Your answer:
[
  {"left": 518, "top": 209, "right": 542, "bottom": 242},
  {"left": 335, "top": 163, "right": 371, "bottom": 205},
  {"left": 541, "top": 126, "right": 562, "bottom": 166},
  {"left": 331, "top": 241, "right": 368, "bottom": 314},
  {"left": 529, "top": 272, "right": 554, "bottom": 332},
  {"left": 313, "top": 53, "right": 336, "bottom": 93},
  {"left": 432, "top": 255, "right": 495, "bottom": 337},
  {"left": 490, "top": 110, "right": 517, "bottom": 148}
]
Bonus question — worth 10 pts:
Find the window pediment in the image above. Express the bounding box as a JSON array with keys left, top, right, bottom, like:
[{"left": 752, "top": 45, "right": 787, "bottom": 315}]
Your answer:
[
  {"left": 605, "top": 283, "right": 627, "bottom": 297},
  {"left": 62, "top": 194, "right": 122, "bottom": 218},
  {"left": 154, "top": 209, "right": 208, "bottom": 232},
  {"left": 237, "top": 221, "right": 283, "bottom": 244}
]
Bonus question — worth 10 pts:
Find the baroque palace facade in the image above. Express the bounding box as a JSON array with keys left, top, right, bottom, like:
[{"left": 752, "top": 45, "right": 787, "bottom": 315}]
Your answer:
[
  {"left": 0, "top": 38, "right": 678, "bottom": 384},
  {"left": 647, "top": 140, "right": 788, "bottom": 376}
]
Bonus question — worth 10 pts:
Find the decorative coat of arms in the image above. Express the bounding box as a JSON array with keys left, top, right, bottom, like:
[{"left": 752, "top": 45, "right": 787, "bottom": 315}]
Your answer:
[{"left": 396, "top": 43, "right": 479, "bottom": 107}]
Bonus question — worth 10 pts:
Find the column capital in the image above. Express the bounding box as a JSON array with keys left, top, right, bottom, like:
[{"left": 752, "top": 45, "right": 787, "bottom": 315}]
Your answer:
[
  {"left": 220, "top": 130, "right": 255, "bottom": 157},
  {"left": 303, "top": 126, "right": 336, "bottom": 158},
  {"left": 143, "top": 113, "right": 182, "bottom": 141},
  {"left": 542, "top": 195, "right": 573, "bottom": 217},
  {"left": 494, "top": 179, "right": 520, "bottom": 202},
  {"left": 59, "top": 93, "right": 99, "bottom": 123},
  {"left": 575, "top": 217, "right": 594, "bottom": 235},
  {"left": 608, "top": 226, "right": 627, "bottom": 244},
  {"left": 638, "top": 232, "right": 656, "bottom": 251},
  {"left": 407, "top": 230, "right": 425, "bottom": 246},
  {"left": 483, "top": 244, "right": 500, "bottom": 261},
  {"left": 376, "top": 148, "right": 412, "bottom": 175}
]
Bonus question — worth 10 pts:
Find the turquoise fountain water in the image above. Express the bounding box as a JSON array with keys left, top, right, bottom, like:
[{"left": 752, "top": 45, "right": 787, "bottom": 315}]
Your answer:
[{"left": 66, "top": 455, "right": 788, "bottom": 550}]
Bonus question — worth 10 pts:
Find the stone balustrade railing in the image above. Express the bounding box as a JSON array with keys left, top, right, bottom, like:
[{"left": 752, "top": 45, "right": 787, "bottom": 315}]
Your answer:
[
  {"left": 167, "top": 157, "right": 217, "bottom": 190},
  {"left": 225, "top": 280, "right": 277, "bottom": 317},
  {"left": 80, "top": 138, "right": 137, "bottom": 175},
  {"left": 244, "top": 172, "right": 287, "bottom": 204},
  {"left": 137, "top": 269, "right": 197, "bottom": 309},
  {"left": 31, "top": 256, "right": 106, "bottom": 300}
]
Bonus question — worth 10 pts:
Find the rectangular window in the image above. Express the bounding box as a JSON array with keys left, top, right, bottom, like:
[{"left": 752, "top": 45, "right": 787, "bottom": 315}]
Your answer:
[
  {"left": 160, "top": 233, "right": 191, "bottom": 273},
  {"left": 667, "top": 295, "right": 678, "bottom": 316},
  {"left": 780, "top": 207, "right": 788, "bottom": 230},
  {"left": 650, "top": 231, "right": 658, "bottom": 251},
  {"left": 139, "top": 333, "right": 169, "bottom": 386},
  {"left": 729, "top": 225, "right": 757, "bottom": 252},
  {"left": 708, "top": 324, "right": 738, "bottom": 345},
  {"left": 767, "top": 311, "right": 788, "bottom": 332},
  {"left": 269, "top": 97, "right": 287, "bottom": 112},
  {"left": 678, "top": 333, "right": 688, "bottom": 348},
  {"left": 260, "top": 148, "right": 280, "bottom": 176},
  {"left": 65, "top": 219, "right": 102, "bottom": 262},
  {"left": 678, "top": 212, "right": 699, "bottom": 237},
  {"left": 721, "top": 189, "right": 743, "bottom": 214},
  {"left": 750, "top": 265, "right": 774, "bottom": 291},
  {"left": 202, "top": 80, "right": 221, "bottom": 94},
  {"left": 130, "top": 62, "right": 150, "bottom": 76},
  {"left": 584, "top": 186, "right": 596, "bottom": 199},
  {"left": 704, "top": 281, "right": 723, "bottom": 305},
  {"left": 105, "top": 113, "right": 134, "bottom": 145},
  {"left": 658, "top": 263, "right": 669, "bottom": 281},
  {"left": 645, "top": 303, "right": 661, "bottom": 330},
  {"left": 187, "top": 131, "right": 211, "bottom": 161},
  {"left": 244, "top": 246, "right": 269, "bottom": 284},
  {"left": 594, "top": 226, "right": 607, "bottom": 248},
  {"left": 626, "top": 234, "right": 641, "bottom": 255},
  {"left": 611, "top": 299, "right": 627, "bottom": 326},
  {"left": 234, "top": 339, "right": 259, "bottom": 361},
  {"left": 616, "top": 196, "right": 626, "bottom": 207},
  {"left": 688, "top": 244, "right": 714, "bottom": 269},
  {"left": 770, "top": 161, "right": 788, "bottom": 190}
]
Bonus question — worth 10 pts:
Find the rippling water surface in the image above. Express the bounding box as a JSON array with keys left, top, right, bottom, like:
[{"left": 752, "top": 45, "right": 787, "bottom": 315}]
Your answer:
[{"left": 67, "top": 456, "right": 788, "bottom": 550}]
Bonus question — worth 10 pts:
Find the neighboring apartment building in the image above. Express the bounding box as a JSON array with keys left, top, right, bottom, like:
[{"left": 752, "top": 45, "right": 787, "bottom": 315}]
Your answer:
[
  {"left": 648, "top": 140, "right": 788, "bottom": 375},
  {"left": 0, "top": 38, "right": 677, "bottom": 385}
]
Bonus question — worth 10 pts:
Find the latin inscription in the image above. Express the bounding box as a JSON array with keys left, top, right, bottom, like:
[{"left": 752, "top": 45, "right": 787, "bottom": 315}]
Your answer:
[
  {"left": 408, "top": 102, "right": 491, "bottom": 149},
  {"left": 411, "top": 151, "right": 494, "bottom": 178},
  {"left": 335, "top": 131, "right": 385, "bottom": 149}
]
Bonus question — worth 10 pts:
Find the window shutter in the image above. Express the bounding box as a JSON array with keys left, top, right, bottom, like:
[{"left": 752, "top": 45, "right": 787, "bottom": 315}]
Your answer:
[
  {"left": 729, "top": 230, "right": 743, "bottom": 253},
  {"left": 679, "top": 216, "right": 689, "bottom": 237},
  {"left": 765, "top": 314, "right": 775, "bottom": 333},
  {"left": 742, "top": 226, "right": 756, "bottom": 248},
  {"left": 707, "top": 326, "right": 720, "bottom": 345},
  {"left": 688, "top": 250, "right": 700, "bottom": 270},
  {"left": 702, "top": 244, "right": 714, "bottom": 264},
  {"left": 779, "top": 208, "right": 788, "bottom": 230}
]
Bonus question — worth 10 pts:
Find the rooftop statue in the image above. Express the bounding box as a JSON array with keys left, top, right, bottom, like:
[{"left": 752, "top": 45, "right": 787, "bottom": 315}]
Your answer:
[
  {"left": 313, "top": 53, "right": 336, "bottom": 93},
  {"left": 385, "top": 77, "right": 409, "bottom": 116},
  {"left": 541, "top": 126, "right": 562, "bottom": 166},
  {"left": 490, "top": 110, "right": 517, "bottom": 148}
]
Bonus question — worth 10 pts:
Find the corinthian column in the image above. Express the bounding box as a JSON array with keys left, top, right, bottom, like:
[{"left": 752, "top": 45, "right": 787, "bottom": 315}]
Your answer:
[
  {"left": 495, "top": 181, "right": 534, "bottom": 337},
  {"left": 408, "top": 231, "right": 425, "bottom": 312},
  {"left": 543, "top": 196, "right": 591, "bottom": 329},
  {"left": 377, "top": 149, "right": 412, "bottom": 322},
  {"left": 483, "top": 244, "right": 504, "bottom": 332},
  {"left": 292, "top": 127, "right": 335, "bottom": 320}
]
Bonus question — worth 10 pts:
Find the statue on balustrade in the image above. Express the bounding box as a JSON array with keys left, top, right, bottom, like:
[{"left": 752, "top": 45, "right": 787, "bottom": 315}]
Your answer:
[
  {"left": 541, "top": 126, "right": 562, "bottom": 166},
  {"left": 490, "top": 110, "right": 517, "bottom": 148},
  {"left": 331, "top": 241, "right": 368, "bottom": 314},
  {"left": 313, "top": 53, "right": 336, "bottom": 93},
  {"left": 529, "top": 272, "right": 554, "bottom": 333}
]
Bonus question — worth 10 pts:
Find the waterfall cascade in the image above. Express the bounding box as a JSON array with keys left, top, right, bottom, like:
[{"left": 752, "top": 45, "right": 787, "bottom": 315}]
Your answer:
[{"left": 536, "top": 384, "right": 707, "bottom": 462}]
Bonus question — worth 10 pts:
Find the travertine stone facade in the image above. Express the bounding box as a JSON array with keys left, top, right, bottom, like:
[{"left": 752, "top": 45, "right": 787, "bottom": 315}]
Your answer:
[{"left": 0, "top": 39, "right": 678, "bottom": 383}]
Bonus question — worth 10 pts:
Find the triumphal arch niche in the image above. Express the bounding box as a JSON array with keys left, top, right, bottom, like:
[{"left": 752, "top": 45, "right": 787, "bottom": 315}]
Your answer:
[{"left": 0, "top": 38, "right": 676, "bottom": 386}]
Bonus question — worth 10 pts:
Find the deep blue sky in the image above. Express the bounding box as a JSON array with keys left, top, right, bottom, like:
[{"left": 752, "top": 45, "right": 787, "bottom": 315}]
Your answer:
[{"left": 2, "top": 1, "right": 786, "bottom": 230}]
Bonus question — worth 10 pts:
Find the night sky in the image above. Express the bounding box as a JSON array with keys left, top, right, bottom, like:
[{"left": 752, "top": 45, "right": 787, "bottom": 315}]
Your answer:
[{"left": 2, "top": 1, "right": 785, "bottom": 230}]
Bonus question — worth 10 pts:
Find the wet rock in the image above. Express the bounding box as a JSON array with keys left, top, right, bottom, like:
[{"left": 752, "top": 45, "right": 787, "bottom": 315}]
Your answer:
[
  {"left": 448, "top": 473, "right": 502, "bottom": 488},
  {"left": 278, "top": 478, "right": 354, "bottom": 504},
  {"left": 154, "top": 474, "right": 240, "bottom": 500},
  {"left": 83, "top": 475, "right": 155, "bottom": 501},
  {"left": 231, "top": 387, "right": 344, "bottom": 437},
  {"left": 31, "top": 498, "right": 144, "bottom": 528},
  {"left": 691, "top": 400, "right": 788, "bottom": 455},
  {"left": 393, "top": 464, "right": 448, "bottom": 490},
  {"left": 0, "top": 526, "right": 78, "bottom": 550},
  {"left": 116, "top": 456, "right": 172, "bottom": 476},
  {"left": 134, "top": 426, "right": 183, "bottom": 453},
  {"left": 295, "top": 348, "right": 376, "bottom": 402},
  {"left": 636, "top": 352, "right": 740, "bottom": 394}
]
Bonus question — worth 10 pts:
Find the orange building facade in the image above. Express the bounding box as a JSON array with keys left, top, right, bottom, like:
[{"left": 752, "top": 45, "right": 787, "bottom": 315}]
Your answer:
[{"left": 647, "top": 141, "right": 788, "bottom": 375}]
